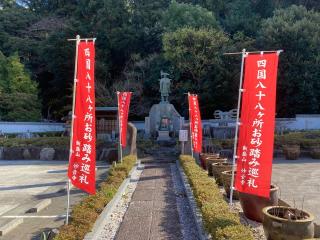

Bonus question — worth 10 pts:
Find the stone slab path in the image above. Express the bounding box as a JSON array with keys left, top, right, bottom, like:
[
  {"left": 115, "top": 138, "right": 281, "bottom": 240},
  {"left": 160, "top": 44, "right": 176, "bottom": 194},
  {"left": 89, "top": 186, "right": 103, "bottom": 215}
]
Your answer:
[{"left": 115, "top": 148, "right": 198, "bottom": 240}]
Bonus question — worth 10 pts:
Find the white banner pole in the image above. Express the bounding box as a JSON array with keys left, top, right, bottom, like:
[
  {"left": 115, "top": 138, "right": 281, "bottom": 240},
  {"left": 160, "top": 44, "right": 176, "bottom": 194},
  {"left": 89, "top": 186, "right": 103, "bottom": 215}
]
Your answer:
[
  {"left": 66, "top": 34, "right": 81, "bottom": 225},
  {"left": 229, "top": 49, "right": 246, "bottom": 206},
  {"left": 188, "top": 92, "right": 194, "bottom": 158},
  {"left": 117, "top": 92, "right": 123, "bottom": 163}
]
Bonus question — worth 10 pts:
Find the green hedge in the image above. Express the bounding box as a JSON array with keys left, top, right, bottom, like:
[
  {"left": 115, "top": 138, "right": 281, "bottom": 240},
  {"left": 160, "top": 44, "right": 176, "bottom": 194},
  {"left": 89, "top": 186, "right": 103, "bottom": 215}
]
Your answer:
[
  {"left": 274, "top": 131, "right": 320, "bottom": 149},
  {"left": 54, "top": 155, "right": 137, "bottom": 240},
  {"left": 208, "top": 131, "right": 320, "bottom": 150},
  {"left": 179, "top": 155, "right": 254, "bottom": 240},
  {"left": 0, "top": 136, "right": 107, "bottom": 148}
]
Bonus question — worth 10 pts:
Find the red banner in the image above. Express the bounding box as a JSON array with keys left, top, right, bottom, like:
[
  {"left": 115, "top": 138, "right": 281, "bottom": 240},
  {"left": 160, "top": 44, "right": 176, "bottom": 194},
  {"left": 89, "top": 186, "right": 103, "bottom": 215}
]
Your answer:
[
  {"left": 235, "top": 52, "right": 279, "bottom": 198},
  {"left": 117, "top": 92, "right": 132, "bottom": 147},
  {"left": 68, "top": 41, "right": 96, "bottom": 195},
  {"left": 188, "top": 94, "right": 202, "bottom": 153}
]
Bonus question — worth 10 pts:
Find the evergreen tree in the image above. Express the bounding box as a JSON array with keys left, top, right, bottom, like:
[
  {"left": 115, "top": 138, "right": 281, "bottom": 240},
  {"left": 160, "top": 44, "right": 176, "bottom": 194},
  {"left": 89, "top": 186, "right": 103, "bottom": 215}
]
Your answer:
[{"left": 0, "top": 52, "right": 41, "bottom": 121}]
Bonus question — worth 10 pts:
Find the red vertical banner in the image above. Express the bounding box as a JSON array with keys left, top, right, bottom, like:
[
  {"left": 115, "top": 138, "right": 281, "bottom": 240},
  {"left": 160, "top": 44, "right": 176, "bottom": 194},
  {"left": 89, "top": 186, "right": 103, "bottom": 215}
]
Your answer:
[
  {"left": 188, "top": 94, "right": 202, "bottom": 153},
  {"left": 68, "top": 41, "right": 96, "bottom": 195},
  {"left": 117, "top": 92, "right": 132, "bottom": 147},
  {"left": 235, "top": 52, "right": 279, "bottom": 198}
]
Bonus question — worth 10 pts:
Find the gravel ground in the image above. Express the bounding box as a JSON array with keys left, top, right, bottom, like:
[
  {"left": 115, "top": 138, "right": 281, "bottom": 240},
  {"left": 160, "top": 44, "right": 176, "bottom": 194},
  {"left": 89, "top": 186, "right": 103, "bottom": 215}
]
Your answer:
[
  {"left": 171, "top": 164, "right": 200, "bottom": 240},
  {"left": 96, "top": 165, "right": 143, "bottom": 240},
  {"left": 216, "top": 180, "right": 266, "bottom": 240}
]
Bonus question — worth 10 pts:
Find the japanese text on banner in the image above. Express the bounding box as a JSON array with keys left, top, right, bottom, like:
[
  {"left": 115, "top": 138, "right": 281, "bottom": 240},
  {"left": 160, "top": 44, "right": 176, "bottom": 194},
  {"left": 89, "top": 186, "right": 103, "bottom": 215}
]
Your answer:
[
  {"left": 235, "top": 53, "right": 279, "bottom": 198},
  {"left": 117, "top": 92, "right": 132, "bottom": 147},
  {"left": 68, "top": 41, "right": 96, "bottom": 195},
  {"left": 188, "top": 94, "right": 202, "bottom": 153}
]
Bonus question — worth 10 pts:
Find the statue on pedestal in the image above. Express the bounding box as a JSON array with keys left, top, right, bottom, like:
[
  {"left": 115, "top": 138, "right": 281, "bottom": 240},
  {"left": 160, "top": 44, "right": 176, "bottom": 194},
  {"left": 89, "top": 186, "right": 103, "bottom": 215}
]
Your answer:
[{"left": 159, "top": 70, "right": 171, "bottom": 103}]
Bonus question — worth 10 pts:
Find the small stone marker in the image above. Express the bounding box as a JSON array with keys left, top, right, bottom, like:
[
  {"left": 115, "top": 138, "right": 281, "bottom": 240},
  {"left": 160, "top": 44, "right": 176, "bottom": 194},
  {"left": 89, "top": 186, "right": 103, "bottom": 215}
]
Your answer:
[{"left": 179, "top": 130, "right": 188, "bottom": 154}]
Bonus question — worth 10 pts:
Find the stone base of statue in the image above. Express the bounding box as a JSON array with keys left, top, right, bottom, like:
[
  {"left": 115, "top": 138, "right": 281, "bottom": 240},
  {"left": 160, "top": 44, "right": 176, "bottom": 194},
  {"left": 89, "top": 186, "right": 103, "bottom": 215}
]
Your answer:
[
  {"left": 145, "top": 102, "right": 184, "bottom": 138},
  {"left": 157, "top": 130, "right": 170, "bottom": 141}
]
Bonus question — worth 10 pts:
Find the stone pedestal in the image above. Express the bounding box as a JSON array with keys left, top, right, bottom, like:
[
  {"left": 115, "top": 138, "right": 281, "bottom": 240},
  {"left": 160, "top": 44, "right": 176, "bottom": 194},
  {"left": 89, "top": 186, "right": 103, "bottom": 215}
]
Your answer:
[
  {"left": 157, "top": 130, "right": 170, "bottom": 141},
  {"left": 146, "top": 102, "right": 184, "bottom": 137}
]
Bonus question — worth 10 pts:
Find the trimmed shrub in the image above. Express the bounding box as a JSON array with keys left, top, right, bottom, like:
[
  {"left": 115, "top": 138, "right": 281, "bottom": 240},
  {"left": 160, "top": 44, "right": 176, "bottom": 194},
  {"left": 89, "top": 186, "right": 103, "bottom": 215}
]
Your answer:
[
  {"left": 54, "top": 155, "right": 136, "bottom": 240},
  {"left": 179, "top": 155, "right": 254, "bottom": 239}
]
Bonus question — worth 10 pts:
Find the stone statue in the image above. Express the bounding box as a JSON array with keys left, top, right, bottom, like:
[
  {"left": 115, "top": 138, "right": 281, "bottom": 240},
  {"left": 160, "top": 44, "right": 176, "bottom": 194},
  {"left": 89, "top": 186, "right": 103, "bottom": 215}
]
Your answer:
[{"left": 159, "top": 70, "right": 171, "bottom": 102}]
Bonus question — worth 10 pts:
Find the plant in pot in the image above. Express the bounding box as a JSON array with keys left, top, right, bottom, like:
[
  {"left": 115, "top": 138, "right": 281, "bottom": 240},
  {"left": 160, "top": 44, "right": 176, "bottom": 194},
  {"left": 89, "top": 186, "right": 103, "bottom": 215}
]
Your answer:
[
  {"left": 302, "top": 139, "right": 320, "bottom": 159},
  {"left": 200, "top": 153, "right": 219, "bottom": 169},
  {"left": 262, "top": 206, "right": 314, "bottom": 240},
  {"left": 212, "top": 162, "right": 234, "bottom": 186},
  {"left": 239, "top": 184, "right": 279, "bottom": 222},
  {"left": 206, "top": 157, "right": 227, "bottom": 176},
  {"left": 281, "top": 134, "right": 301, "bottom": 160},
  {"left": 221, "top": 170, "right": 239, "bottom": 200}
]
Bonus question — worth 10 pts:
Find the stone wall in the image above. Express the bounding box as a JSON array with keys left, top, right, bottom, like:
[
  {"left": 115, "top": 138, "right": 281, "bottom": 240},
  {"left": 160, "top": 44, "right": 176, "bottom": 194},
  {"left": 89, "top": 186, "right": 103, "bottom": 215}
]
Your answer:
[{"left": 0, "top": 122, "right": 137, "bottom": 162}]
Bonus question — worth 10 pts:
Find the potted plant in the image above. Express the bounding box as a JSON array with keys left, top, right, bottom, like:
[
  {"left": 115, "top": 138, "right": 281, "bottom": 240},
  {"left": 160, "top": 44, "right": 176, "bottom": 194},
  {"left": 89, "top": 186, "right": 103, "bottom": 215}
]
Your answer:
[
  {"left": 281, "top": 135, "right": 301, "bottom": 160},
  {"left": 239, "top": 185, "right": 279, "bottom": 222},
  {"left": 262, "top": 206, "right": 314, "bottom": 240},
  {"left": 200, "top": 153, "right": 219, "bottom": 169},
  {"left": 302, "top": 139, "right": 320, "bottom": 159},
  {"left": 211, "top": 162, "right": 234, "bottom": 186},
  {"left": 283, "top": 145, "right": 301, "bottom": 160},
  {"left": 206, "top": 157, "right": 227, "bottom": 176},
  {"left": 221, "top": 170, "right": 239, "bottom": 200}
]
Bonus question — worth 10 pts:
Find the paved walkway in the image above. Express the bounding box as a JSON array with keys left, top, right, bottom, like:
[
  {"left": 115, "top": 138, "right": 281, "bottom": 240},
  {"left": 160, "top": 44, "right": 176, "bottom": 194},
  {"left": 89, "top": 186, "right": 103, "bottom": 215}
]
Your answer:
[
  {"left": 115, "top": 148, "right": 198, "bottom": 240},
  {"left": 0, "top": 160, "right": 109, "bottom": 240},
  {"left": 272, "top": 158, "right": 320, "bottom": 223}
]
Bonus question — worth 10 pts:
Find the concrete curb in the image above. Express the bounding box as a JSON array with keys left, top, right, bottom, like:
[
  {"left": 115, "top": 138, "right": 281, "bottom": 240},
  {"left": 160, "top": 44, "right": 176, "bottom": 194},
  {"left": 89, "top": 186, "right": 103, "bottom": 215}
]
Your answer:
[
  {"left": 84, "top": 160, "right": 142, "bottom": 240},
  {"left": 176, "top": 161, "right": 210, "bottom": 240},
  {"left": 26, "top": 199, "right": 52, "bottom": 213},
  {"left": 0, "top": 218, "right": 23, "bottom": 236}
]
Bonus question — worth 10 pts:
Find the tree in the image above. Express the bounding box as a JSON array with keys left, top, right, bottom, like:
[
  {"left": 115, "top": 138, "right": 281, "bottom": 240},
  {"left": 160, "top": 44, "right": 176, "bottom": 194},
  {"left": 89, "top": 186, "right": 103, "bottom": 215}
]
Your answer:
[
  {"left": 258, "top": 5, "right": 320, "bottom": 116},
  {"left": 162, "top": 1, "right": 219, "bottom": 32},
  {"left": 163, "top": 27, "right": 229, "bottom": 85},
  {"left": 0, "top": 52, "right": 41, "bottom": 121}
]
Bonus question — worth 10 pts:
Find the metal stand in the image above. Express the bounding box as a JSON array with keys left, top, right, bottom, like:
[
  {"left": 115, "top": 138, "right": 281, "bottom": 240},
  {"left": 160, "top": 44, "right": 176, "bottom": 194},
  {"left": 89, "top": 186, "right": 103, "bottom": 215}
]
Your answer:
[
  {"left": 117, "top": 92, "right": 123, "bottom": 163},
  {"left": 66, "top": 35, "right": 81, "bottom": 224},
  {"left": 229, "top": 49, "right": 246, "bottom": 206},
  {"left": 187, "top": 93, "right": 194, "bottom": 158}
]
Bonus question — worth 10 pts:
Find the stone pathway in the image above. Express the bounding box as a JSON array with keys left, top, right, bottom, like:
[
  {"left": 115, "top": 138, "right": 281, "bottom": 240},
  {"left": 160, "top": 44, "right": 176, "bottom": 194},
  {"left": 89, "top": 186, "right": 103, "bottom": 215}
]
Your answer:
[{"left": 114, "top": 148, "right": 198, "bottom": 240}]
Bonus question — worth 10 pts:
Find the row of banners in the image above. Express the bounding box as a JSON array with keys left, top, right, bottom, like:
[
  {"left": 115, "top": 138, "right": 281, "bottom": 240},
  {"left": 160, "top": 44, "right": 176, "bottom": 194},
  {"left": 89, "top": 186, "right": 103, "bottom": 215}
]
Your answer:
[{"left": 67, "top": 38, "right": 280, "bottom": 199}]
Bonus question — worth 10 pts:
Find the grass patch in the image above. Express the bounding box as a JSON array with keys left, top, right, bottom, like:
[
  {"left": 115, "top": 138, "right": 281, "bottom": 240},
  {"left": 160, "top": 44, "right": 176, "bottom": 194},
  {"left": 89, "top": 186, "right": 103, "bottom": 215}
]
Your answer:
[
  {"left": 179, "top": 155, "right": 254, "bottom": 240},
  {"left": 54, "top": 155, "right": 137, "bottom": 240}
]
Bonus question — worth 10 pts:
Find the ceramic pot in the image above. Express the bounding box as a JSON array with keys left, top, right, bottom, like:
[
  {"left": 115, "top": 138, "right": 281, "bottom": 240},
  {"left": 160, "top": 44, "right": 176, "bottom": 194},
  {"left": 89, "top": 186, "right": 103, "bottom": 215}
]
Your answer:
[
  {"left": 262, "top": 206, "right": 314, "bottom": 240},
  {"left": 221, "top": 170, "right": 239, "bottom": 200},
  {"left": 211, "top": 162, "right": 234, "bottom": 186},
  {"left": 239, "top": 185, "right": 279, "bottom": 222}
]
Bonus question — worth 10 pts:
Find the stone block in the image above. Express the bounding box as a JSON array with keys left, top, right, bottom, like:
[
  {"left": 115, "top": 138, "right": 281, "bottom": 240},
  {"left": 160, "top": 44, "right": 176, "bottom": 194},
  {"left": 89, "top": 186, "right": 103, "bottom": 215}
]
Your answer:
[{"left": 40, "top": 148, "right": 55, "bottom": 160}]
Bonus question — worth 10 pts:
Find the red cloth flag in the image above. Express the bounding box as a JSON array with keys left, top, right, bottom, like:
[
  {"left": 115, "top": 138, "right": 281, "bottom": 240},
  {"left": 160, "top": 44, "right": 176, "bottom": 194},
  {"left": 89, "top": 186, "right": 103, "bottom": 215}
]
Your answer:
[
  {"left": 188, "top": 94, "right": 202, "bottom": 153},
  {"left": 117, "top": 92, "right": 132, "bottom": 147},
  {"left": 68, "top": 41, "right": 96, "bottom": 195},
  {"left": 235, "top": 52, "right": 279, "bottom": 198}
]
